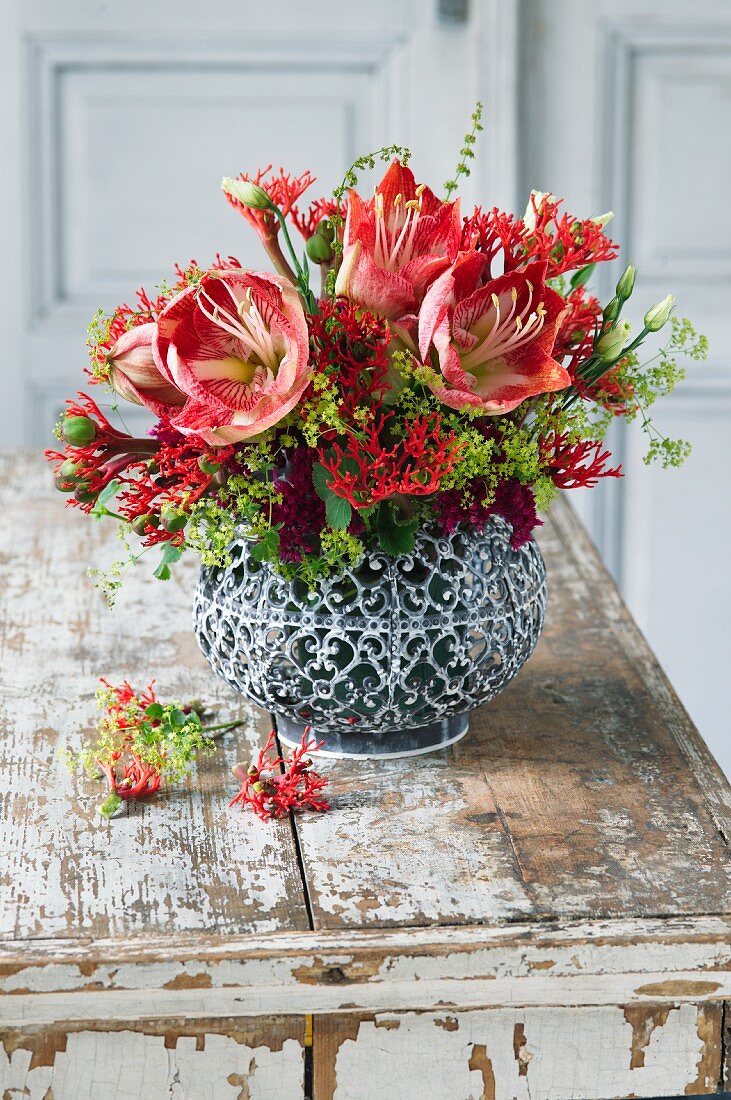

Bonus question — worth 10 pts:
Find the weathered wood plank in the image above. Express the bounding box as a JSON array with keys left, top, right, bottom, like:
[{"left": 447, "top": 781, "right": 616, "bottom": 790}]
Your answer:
[
  {"left": 2, "top": 917, "right": 729, "bottom": 1023},
  {"left": 294, "top": 499, "right": 731, "bottom": 928},
  {"left": 0, "top": 1015, "right": 305, "bottom": 1099},
  {"left": 0, "top": 453, "right": 308, "bottom": 939},
  {"left": 312, "top": 1004, "right": 723, "bottom": 1100}
]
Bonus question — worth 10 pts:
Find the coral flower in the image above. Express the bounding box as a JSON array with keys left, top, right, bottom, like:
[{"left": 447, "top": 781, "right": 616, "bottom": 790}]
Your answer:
[
  {"left": 418, "top": 254, "right": 570, "bottom": 415},
  {"left": 335, "top": 160, "right": 461, "bottom": 320},
  {"left": 107, "top": 322, "right": 186, "bottom": 420},
  {"left": 153, "top": 270, "right": 311, "bottom": 445}
]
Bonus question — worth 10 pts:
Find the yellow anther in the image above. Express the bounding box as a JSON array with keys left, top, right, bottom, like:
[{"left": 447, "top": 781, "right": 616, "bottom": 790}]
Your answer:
[
  {"left": 511, "top": 287, "right": 518, "bottom": 303},
  {"left": 537, "top": 302, "right": 546, "bottom": 317},
  {"left": 516, "top": 316, "right": 523, "bottom": 330},
  {"left": 405, "top": 199, "right": 421, "bottom": 211},
  {"left": 415, "top": 183, "right": 426, "bottom": 198},
  {"left": 491, "top": 293, "right": 500, "bottom": 309},
  {"left": 374, "top": 193, "right": 384, "bottom": 217},
  {"left": 393, "top": 193, "right": 403, "bottom": 206}
]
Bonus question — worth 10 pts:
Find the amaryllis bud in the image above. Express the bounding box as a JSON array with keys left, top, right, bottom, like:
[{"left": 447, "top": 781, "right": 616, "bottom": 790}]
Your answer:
[
  {"left": 644, "top": 294, "right": 675, "bottom": 332},
  {"left": 221, "top": 177, "right": 271, "bottom": 210},
  {"left": 63, "top": 415, "right": 97, "bottom": 446},
  {"left": 615, "top": 265, "right": 636, "bottom": 300},
  {"left": 305, "top": 233, "right": 333, "bottom": 263},
  {"left": 108, "top": 323, "right": 185, "bottom": 413},
  {"left": 596, "top": 320, "right": 631, "bottom": 363}
]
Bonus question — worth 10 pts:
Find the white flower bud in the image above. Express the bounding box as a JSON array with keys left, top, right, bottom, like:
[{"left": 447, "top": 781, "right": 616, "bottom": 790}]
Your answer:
[
  {"left": 644, "top": 294, "right": 675, "bottom": 332},
  {"left": 221, "top": 177, "right": 271, "bottom": 210},
  {"left": 591, "top": 211, "right": 614, "bottom": 228},
  {"left": 596, "top": 320, "right": 631, "bottom": 363},
  {"left": 523, "top": 190, "right": 554, "bottom": 231}
]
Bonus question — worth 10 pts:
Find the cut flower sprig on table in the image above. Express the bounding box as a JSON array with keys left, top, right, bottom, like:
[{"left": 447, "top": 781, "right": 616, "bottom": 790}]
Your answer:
[
  {"left": 46, "top": 104, "right": 708, "bottom": 597},
  {"left": 63, "top": 679, "right": 244, "bottom": 819}
]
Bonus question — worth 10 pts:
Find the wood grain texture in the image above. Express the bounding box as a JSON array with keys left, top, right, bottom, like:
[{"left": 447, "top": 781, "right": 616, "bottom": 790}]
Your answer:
[
  {"left": 0, "top": 453, "right": 308, "bottom": 940},
  {"left": 312, "top": 1004, "right": 723, "bottom": 1100},
  {"left": 294, "top": 498, "right": 731, "bottom": 928},
  {"left": 0, "top": 1016, "right": 305, "bottom": 1099}
]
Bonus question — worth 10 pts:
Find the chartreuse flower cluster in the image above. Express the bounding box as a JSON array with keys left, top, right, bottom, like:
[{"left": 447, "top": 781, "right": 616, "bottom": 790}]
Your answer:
[{"left": 46, "top": 103, "right": 707, "bottom": 595}]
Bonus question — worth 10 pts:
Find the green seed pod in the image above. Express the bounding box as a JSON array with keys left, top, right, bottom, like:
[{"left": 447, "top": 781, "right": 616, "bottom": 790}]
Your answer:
[
  {"left": 62, "top": 416, "right": 97, "bottom": 447},
  {"left": 59, "top": 459, "right": 81, "bottom": 478},
  {"left": 74, "top": 481, "right": 97, "bottom": 504},
  {"left": 54, "top": 473, "right": 76, "bottom": 493},
  {"left": 131, "top": 514, "right": 157, "bottom": 536},
  {"left": 198, "top": 455, "right": 222, "bottom": 475},
  {"left": 252, "top": 781, "right": 265, "bottom": 794},
  {"left": 146, "top": 459, "right": 160, "bottom": 475},
  {"left": 247, "top": 764, "right": 259, "bottom": 778},
  {"left": 316, "top": 219, "right": 335, "bottom": 243},
  {"left": 305, "top": 233, "right": 333, "bottom": 264},
  {"left": 161, "top": 506, "right": 188, "bottom": 534}
]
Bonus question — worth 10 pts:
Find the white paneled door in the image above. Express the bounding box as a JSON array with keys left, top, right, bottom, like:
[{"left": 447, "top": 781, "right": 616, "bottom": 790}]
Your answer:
[
  {"left": 521, "top": 0, "right": 731, "bottom": 775},
  {"left": 0, "top": 0, "right": 515, "bottom": 442}
]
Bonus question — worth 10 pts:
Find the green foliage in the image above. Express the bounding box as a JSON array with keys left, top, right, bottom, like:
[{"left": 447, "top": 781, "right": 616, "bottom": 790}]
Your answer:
[
  {"left": 444, "top": 102, "right": 484, "bottom": 199},
  {"left": 373, "top": 501, "right": 419, "bottom": 556}
]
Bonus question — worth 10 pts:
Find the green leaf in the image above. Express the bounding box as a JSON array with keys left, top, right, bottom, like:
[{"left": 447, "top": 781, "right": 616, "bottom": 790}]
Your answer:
[
  {"left": 374, "top": 503, "right": 419, "bottom": 556},
  {"left": 249, "top": 529, "right": 280, "bottom": 562},
  {"left": 153, "top": 543, "right": 183, "bottom": 580},
  {"left": 97, "top": 478, "right": 121, "bottom": 506},
  {"left": 570, "top": 263, "right": 596, "bottom": 290},
  {"left": 145, "top": 703, "right": 164, "bottom": 721},
  {"left": 325, "top": 494, "right": 352, "bottom": 531},
  {"left": 312, "top": 462, "right": 332, "bottom": 501}
]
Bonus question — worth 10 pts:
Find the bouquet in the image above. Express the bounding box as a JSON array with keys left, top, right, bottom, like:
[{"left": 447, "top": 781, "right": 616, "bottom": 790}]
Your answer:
[{"left": 47, "top": 105, "right": 706, "bottom": 600}]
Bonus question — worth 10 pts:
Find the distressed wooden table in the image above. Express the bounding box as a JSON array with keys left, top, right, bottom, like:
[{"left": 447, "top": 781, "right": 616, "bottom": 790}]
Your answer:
[{"left": 1, "top": 452, "right": 730, "bottom": 1100}]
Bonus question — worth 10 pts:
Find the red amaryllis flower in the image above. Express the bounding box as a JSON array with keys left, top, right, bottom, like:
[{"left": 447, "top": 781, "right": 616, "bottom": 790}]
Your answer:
[
  {"left": 418, "top": 253, "right": 570, "bottom": 415},
  {"left": 107, "top": 322, "right": 186, "bottom": 420},
  {"left": 153, "top": 269, "right": 311, "bottom": 445},
  {"left": 335, "top": 160, "right": 461, "bottom": 320}
]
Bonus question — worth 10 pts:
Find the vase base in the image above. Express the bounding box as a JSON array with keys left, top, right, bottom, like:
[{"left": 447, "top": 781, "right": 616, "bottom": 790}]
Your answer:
[{"left": 276, "top": 712, "right": 470, "bottom": 760}]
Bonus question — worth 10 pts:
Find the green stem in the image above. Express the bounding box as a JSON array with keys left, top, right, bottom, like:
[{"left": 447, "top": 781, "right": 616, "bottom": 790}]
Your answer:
[{"left": 202, "top": 719, "right": 245, "bottom": 734}]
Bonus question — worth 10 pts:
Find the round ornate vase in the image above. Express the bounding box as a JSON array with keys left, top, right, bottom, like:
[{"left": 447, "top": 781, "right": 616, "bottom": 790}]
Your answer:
[{"left": 193, "top": 520, "right": 547, "bottom": 759}]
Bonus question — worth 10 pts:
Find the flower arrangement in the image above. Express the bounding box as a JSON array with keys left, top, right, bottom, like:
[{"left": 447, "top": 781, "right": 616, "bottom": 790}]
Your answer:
[{"left": 47, "top": 105, "right": 707, "bottom": 598}]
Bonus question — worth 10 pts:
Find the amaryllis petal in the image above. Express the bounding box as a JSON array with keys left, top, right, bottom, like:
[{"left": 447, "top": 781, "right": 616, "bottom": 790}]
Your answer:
[
  {"left": 336, "top": 159, "right": 461, "bottom": 321},
  {"left": 419, "top": 255, "right": 570, "bottom": 415},
  {"left": 335, "top": 239, "right": 416, "bottom": 320},
  {"left": 153, "top": 268, "right": 311, "bottom": 445}
]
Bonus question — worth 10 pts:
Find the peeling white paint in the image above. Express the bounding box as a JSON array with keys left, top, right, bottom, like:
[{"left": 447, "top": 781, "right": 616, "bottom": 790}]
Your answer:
[
  {"left": 0, "top": 1032, "right": 303, "bottom": 1100},
  {"left": 330, "top": 1005, "right": 709, "bottom": 1100}
]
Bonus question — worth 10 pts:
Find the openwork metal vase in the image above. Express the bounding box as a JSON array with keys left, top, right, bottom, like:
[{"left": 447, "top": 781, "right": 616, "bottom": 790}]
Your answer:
[{"left": 193, "top": 519, "right": 547, "bottom": 759}]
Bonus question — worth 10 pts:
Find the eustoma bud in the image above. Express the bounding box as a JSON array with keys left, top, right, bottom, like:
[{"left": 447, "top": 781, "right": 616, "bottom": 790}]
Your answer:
[
  {"left": 615, "top": 264, "right": 636, "bottom": 300},
  {"left": 596, "top": 320, "right": 631, "bottom": 363},
  {"left": 221, "top": 177, "right": 271, "bottom": 210},
  {"left": 644, "top": 294, "right": 675, "bottom": 332}
]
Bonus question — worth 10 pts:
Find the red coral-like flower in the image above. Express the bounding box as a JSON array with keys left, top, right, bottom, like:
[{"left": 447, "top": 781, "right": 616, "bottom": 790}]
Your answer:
[
  {"left": 541, "top": 432, "right": 623, "bottom": 489},
  {"left": 230, "top": 728, "right": 329, "bottom": 820},
  {"left": 224, "top": 165, "right": 315, "bottom": 242}
]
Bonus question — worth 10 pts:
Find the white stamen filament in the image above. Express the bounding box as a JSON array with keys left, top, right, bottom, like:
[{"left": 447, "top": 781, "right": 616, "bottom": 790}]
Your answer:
[
  {"left": 372, "top": 189, "right": 424, "bottom": 271},
  {"left": 196, "top": 282, "right": 281, "bottom": 374},
  {"left": 460, "top": 283, "right": 546, "bottom": 371}
]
